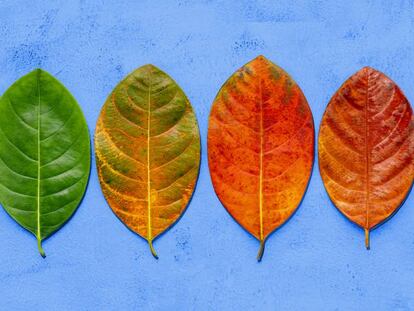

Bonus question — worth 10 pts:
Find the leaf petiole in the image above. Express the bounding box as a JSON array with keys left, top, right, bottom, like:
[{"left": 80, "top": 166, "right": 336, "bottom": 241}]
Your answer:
[
  {"left": 365, "top": 229, "right": 370, "bottom": 250},
  {"left": 148, "top": 240, "right": 158, "bottom": 259},
  {"left": 257, "top": 239, "right": 265, "bottom": 262},
  {"left": 37, "top": 237, "right": 46, "bottom": 258}
]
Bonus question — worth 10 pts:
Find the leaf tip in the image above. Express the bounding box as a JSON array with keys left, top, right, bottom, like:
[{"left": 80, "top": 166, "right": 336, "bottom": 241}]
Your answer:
[
  {"left": 141, "top": 63, "right": 160, "bottom": 73},
  {"left": 30, "top": 68, "right": 53, "bottom": 81},
  {"left": 253, "top": 54, "right": 269, "bottom": 63},
  {"left": 359, "top": 66, "right": 379, "bottom": 76},
  {"left": 361, "top": 65, "right": 374, "bottom": 71},
  {"left": 32, "top": 68, "right": 45, "bottom": 75}
]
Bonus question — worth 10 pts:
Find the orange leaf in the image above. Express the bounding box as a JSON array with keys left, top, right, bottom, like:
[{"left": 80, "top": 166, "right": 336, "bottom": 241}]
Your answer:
[
  {"left": 208, "top": 56, "right": 314, "bottom": 260},
  {"left": 318, "top": 67, "right": 414, "bottom": 249}
]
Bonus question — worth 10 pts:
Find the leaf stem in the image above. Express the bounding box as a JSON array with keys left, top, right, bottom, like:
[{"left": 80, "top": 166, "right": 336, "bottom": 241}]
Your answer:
[
  {"left": 148, "top": 240, "right": 158, "bottom": 259},
  {"left": 365, "top": 228, "right": 370, "bottom": 250},
  {"left": 37, "top": 237, "right": 46, "bottom": 258},
  {"left": 257, "top": 239, "right": 265, "bottom": 262}
]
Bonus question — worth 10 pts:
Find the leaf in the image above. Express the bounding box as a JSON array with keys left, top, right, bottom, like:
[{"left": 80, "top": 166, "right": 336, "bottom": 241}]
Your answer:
[
  {"left": 318, "top": 67, "right": 414, "bottom": 248},
  {"left": 0, "top": 69, "right": 91, "bottom": 257},
  {"left": 208, "top": 56, "right": 314, "bottom": 260},
  {"left": 95, "top": 64, "right": 200, "bottom": 258}
]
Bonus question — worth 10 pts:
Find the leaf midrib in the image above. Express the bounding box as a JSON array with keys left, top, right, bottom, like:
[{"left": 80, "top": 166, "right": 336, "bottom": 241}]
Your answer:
[
  {"left": 258, "top": 78, "right": 264, "bottom": 243},
  {"left": 364, "top": 70, "right": 371, "bottom": 230},
  {"left": 146, "top": 69, "right": 157, "bottom": 258},
  {"left": 36, "top": 70, "right": 44, "bottom": 257}
]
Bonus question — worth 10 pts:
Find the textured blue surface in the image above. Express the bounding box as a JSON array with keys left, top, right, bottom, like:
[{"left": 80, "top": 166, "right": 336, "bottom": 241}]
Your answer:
[{"left": 0, "top": 1, "right": 414, "bottom": 310}]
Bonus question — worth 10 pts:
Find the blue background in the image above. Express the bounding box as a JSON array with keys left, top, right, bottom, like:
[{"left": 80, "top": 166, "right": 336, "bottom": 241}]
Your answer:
[{"left": 0, "top": 1, "right": 413, "bottom": 310}]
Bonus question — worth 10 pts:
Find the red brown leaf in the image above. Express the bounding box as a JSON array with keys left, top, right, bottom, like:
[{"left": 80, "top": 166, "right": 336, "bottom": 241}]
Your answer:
[{"left": 318, "top": 67, "right": 414, "bottom": 248}]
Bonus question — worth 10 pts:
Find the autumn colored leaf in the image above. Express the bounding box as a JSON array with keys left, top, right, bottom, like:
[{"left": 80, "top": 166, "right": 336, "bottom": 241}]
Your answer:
[
  {"left": 95, "top": 65, "right": 200, "bottom": 258},
  {"left": 208, "top": 56, "right": 314, "bottom": 260},
  {"left": 0, "top": 69, "right": 91, "bottom": 257},
  {"left": 318, "top": 67, "right": 414, "bottom": 248}
]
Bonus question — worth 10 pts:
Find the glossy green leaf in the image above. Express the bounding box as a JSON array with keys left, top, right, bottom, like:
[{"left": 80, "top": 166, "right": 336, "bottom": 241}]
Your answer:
[
  {"left": 95, "top": 64, "right": 200, "bottom": 258},
  {"left": 0, "top": 69, "right": 91, "bottom": 257}
]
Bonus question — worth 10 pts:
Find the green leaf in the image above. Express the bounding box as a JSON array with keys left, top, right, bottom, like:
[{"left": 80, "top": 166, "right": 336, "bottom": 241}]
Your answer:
[
  {"left": 0, "top": 69, "right": 91, "bottom": 257},
  {"left": 95, "top": 64, "right": 200, "bottom": 258}
]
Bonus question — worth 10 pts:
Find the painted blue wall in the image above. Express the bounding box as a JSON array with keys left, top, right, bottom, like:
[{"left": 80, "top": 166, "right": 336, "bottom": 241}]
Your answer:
[{"left": 0, "top": 1, "right": 413, "bottom": 310}]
